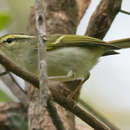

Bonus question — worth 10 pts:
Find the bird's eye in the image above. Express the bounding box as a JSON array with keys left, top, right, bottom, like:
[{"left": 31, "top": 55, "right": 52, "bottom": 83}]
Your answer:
[{"left": 6, "top": 38, "right": 14, "bottom": 44}]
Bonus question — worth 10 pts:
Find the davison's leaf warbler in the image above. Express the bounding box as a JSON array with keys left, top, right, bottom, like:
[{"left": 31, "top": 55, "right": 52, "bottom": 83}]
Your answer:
[{"left": 0, "top": 34, "right": 130, "bottom": 82}]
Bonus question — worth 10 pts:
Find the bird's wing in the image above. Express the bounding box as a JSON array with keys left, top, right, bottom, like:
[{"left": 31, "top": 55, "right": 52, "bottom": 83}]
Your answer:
[{"left": 46, "top": 34, "right": 119, "bottom": 50}]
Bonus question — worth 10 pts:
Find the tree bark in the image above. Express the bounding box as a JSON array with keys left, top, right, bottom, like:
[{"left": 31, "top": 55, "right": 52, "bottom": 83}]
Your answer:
[
  {"left": 28, "top": 0, "right": 80, "bottom": 130},
  {"left": 76, "top": 0, "right": 91, "bottom": 20},
  {"left": 86, "top": 0, "right": 122, "bottom": 39}
]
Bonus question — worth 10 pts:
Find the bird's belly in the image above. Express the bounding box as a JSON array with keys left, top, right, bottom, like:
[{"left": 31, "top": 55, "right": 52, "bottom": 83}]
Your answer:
[{"left": 47, "top": 47, "right": 104, "bottom": 81}]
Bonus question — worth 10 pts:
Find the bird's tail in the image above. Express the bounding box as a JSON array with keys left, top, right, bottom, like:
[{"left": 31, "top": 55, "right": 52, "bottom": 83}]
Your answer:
[
  {"left": 107, "top": 38, "right": 130, "bottom": 49},
  {"left": 103, "top": 38, "right": 130, "bottom": 56}
]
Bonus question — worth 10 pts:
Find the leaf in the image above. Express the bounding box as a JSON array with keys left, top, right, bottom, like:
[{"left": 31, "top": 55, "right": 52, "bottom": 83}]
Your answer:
[{"left": 0, "top": 11, "right": 11, "bottom": 30}]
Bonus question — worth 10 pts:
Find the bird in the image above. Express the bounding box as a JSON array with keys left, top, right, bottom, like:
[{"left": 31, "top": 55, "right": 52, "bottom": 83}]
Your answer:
[{"left": 0, "top": 34, "right": 130, "bottom": 98}]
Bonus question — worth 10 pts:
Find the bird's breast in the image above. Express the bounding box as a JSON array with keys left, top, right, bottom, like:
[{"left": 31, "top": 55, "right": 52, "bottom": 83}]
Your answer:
[{"left": 47, "top": 47, "right": 104, "bottom": 81}]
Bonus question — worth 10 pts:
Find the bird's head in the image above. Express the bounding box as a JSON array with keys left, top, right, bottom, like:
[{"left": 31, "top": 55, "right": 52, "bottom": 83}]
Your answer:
[{"left": 0, "top": 34, "right": 36, "bottom": 57}]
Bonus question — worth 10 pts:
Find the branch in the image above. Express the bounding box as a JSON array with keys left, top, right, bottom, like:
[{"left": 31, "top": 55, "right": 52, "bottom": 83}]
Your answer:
[
  {"left": 120, "top": 9, "right": 130, "bottom": 15},
  {"left": 34, "top": 0, "right": 65, "bottom": 130},
  {"left": 0, "top": 65, "right": 28, "bottom": 105},
  {"left": 0, "top": 52, "right": 39, "bottom": 86},
  {"left": 79, "top": 98, "right": 119, "bottom": 130},
  {"left": 35, "top": 0, "right": 50, "bottom": 107},
  {"left": 34, "top": 0, "right": 45, "bottom": 106},
  {"left": 46, "top": 99, "right": 66, "bottom": 130},
  {"left": 55, "top": 95, "right": 112, "bottom": 130},
  {"left": 0, "top": 51, "right": 114, "bottom": 129},
  {"left": 76, "top": 0, "right": 91, "bottom": 21},
  {"left": 86, "top": 0, "right": 122, "bottom": 39}
]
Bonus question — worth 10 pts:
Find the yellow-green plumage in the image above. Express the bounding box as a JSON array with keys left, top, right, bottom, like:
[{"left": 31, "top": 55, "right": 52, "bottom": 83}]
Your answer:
[{"left": 0, "top": 34, "right": 130, "bottom": 82}]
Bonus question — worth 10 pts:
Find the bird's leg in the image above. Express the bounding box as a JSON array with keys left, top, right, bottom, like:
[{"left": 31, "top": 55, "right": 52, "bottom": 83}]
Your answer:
[
  {"left": 67, "top": 73, "right": 90, "bottom": 100},
  {"left": 67, "top": 79, "right": 86, "bottom": 100},
  {"left": 48, "top": 70, "right": 74, "bottom": 81}
]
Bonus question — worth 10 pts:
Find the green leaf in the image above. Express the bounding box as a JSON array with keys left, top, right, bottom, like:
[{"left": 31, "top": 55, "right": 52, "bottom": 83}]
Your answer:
[
  {"left": 0, "top": 11, "right": 11, "bottom": 30},
  {"left": 0, "top": 89, "right": 12, "bottom": 101}
]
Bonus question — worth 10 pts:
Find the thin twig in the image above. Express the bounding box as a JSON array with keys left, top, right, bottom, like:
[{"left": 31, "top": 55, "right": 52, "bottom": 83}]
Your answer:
[
  {"left": 47, "top": 99, "right": 66, "bottom": 130},
  {"left": 35, "top": 0, "right": 50, "bottom": 107},
  {"left": 35, "top": 0, "right": 65, "bottom": 130},
  {"left": 120, "top": 9, "right": 130, "bottom": 15},
  {"left": 8, "top": 73, "right": 27, "bottom": 95},
  {"left": 0, "top": 65, "right": 28, "bottom": 105}
]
